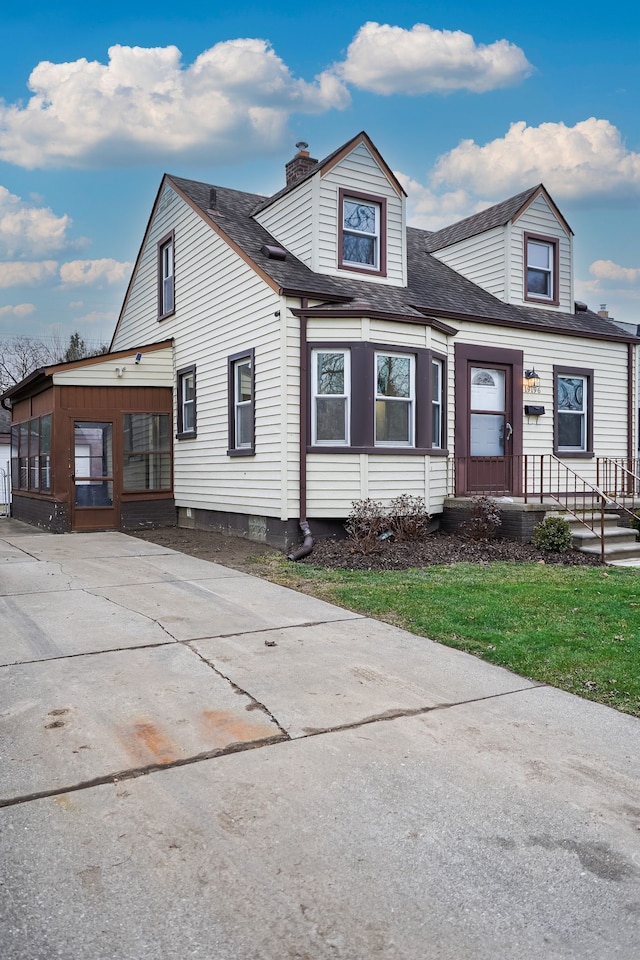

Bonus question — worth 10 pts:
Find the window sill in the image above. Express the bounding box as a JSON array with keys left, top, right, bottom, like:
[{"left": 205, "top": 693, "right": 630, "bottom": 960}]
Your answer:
[
  {"left": 308, "top": 445, "right": 448, "bottom": 456},
  {"left": 158, "top": 309, "right": 175, "bottom": 322},
  {"left": 176, "top": 430, "right": 197, "bottom": 440},
  {"left": 554, "top": 449, "right": 594, "bottom": 459},
  {"left": 525, "top": 294, "right": 560, "bottom": 307},
  {"left": 338, "top": 261, "right": 387, "bottom": 279},
  {"left": 228, "top": 447, "right": 255, "bottom": 457}
]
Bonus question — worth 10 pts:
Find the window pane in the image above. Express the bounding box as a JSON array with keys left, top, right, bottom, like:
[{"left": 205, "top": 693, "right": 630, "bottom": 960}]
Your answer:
[
  {"left": 236, "top": 404, "right": 252, "bottom": 447},
  {"left": 40, "top": 456, "right": 51, "bottom": 492},
  {"left": 528, "top": 241, "right": 550, "bottom": 269},
  {"left": 527, "top": 268, "right": 551, "bottom": 297},
  {"left": 471, "top": 414, "right": 505, "bottom": 456},
  {"left": 558, "top": 377, "right": 584, "bottom": 411},
  {"left": 316, "top": 397, "right": 346, "bottom": 442},
  {"left": 558, "top": 413, "right": 585, "bottom": 449},
  {"left": 343, "top": 234, "right": 375, "bottom": 265},
  {"left": 377, "top": 355, "right": 410, "bottom": 398},
  {"left": 236, "top": 361, "right": 252, "bottom": 402},
  {"left": 344, "top": 201, "right": 375, "bottom": 234},
  {"left": 317, "top": 353, "right": 344, "bottom": 394},
  {"left": 376, "top": 399, "right": 410, "bottom": 443},
  {"left": 40, "top": 415, "right": 51, "bottom": 454}
]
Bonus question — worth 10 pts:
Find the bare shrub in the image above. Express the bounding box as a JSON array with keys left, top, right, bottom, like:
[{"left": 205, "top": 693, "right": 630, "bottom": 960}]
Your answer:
[{"left": 463, "top": 497, "right": 502, "bottom": 541}]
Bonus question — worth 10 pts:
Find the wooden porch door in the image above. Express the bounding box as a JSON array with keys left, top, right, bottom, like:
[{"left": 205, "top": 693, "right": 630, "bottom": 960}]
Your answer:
[
  {"left": 455, "top": 344, "right": 523, "bottom": 496},
  {"left": 71, "top": 420, "right": 118, "bottom": 531}
]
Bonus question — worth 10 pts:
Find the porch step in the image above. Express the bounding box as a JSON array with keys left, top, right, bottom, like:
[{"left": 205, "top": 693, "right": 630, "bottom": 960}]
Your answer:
[{"left": 547, "top": 511, "right": 640, "bottom": 562}]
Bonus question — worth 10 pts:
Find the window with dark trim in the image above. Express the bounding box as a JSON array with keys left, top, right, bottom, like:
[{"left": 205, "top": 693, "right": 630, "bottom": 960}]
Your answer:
[
  {"left": 309, "top": 343, "right": 447, "bottom": 454},
  {"left": 525, "top": 233, "right": 559, "bottom": 304},
  {"left": 228, "top": 349, "right": 255, "bottom": 456},
  {"left": 312, "top": 349, "right": 350, "bottom": 445},
  {"left": 554, "top": 366, "right": 593, "bottom": 457},
  {"left": 431, "top": 357, "right": 444, "bottom": 449},
  {"left": 158, "top": 231, "right": 175, "bottom": 319},
  {"left": 338, "top": 189, "right": 387, "bottom": 277},
  {"left": 10, "top": 414, "right": 52, "bottom": 492},
  {"left": 176, "top": 365, "right": 196, "bottom": 439}
]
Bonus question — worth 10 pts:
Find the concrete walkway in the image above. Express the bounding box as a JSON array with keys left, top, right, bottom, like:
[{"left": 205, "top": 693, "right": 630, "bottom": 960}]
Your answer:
[{"left": 1, "top": 518, "right": 639, "bottom": 959}]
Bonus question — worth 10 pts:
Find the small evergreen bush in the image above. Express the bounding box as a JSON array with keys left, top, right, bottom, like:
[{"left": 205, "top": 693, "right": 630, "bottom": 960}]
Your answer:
[
  {"left": 533, "top": 516, "right": 573, "bottom": 553},
  {"left": 463, "top": 497, "right": 502, "bottom": 541}
]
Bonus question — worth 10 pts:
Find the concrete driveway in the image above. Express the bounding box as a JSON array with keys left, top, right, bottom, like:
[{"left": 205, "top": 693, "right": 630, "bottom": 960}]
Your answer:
[{"left": 1, "top": 518, "right": 639, "bottom": 959}]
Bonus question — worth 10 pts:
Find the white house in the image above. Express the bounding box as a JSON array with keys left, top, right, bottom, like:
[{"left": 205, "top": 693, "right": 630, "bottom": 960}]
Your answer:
[{"left": 4, "top": 131, "right": 638, "bottom": 549}]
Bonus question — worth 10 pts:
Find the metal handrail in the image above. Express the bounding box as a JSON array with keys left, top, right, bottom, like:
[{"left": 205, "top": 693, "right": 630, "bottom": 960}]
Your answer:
[{"left": 449, "top": 454, "right": 640, "bottom": 563}]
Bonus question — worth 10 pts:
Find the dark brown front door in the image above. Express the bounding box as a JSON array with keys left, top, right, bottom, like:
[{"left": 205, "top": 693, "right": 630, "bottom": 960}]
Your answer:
[
  {"left": 71, "top": 420, "right": 118, "bottom": 531},
  {"left": 455, "top": 344, "right": 523, "bottom": 496}
]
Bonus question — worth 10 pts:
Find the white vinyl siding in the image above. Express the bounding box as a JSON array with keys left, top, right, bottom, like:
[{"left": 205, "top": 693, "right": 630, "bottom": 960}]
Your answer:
[
  {"left": 51, "top": 346, "right": 174, "bottom": 388},
  {"left": 509, "top": 194, "right": 573, "bottom": 311},
  {"left": 431, "top": 226, "right": 506, "bottom": 301},
  {"left": 112, "top": 184, "right": 295, "bottom": 521},
  {"left": 253, "top": 178, "right": 314, "bottom": 267},
  {"left": 318, "top": 142, "right": 406, "bottom": 285}
]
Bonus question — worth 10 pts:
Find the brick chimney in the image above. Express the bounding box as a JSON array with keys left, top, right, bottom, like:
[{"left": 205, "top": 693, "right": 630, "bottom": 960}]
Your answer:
[
  {"left": 597, "top": 303, "right": 609, "bottom": 318},
  {"left": 285, "top": 141, "right": 317, "bottom": 186}
]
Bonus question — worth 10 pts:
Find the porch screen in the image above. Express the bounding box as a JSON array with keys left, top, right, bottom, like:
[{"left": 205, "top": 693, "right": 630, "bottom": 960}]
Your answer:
[{"left": 123, "top": 414, "right": 171, "bottom": 491}]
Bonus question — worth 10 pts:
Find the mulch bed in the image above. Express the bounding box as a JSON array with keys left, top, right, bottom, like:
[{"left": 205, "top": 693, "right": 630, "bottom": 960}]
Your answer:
[{"left": 299, "top": 530, "right": 604, "bottom": 571}]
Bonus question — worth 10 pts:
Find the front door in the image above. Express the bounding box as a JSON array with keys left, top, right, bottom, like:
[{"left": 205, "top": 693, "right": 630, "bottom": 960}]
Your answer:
[
  {"left": 71, "top": 420, "right": 118, "bottom": 531},
  {"left": 455, "top": 344, "right": 523, "bottom": 496}
]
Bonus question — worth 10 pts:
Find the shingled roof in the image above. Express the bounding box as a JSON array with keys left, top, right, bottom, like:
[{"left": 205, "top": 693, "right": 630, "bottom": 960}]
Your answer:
[{"left": 165, "top": 174, "right": 633, "bottom": 344}]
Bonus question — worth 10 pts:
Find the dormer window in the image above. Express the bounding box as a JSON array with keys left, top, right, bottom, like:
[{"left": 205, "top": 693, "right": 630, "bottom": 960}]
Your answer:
[
  {"left": 525, "top": 234, "right": 558, "bottom": 305},
  {"left": 339, "top": 189, "right": 387, "bottom": 277}
]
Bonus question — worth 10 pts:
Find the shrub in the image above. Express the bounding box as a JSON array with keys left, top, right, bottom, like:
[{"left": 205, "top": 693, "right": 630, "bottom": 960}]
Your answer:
[
  {"left": 345, "top": 499, "right": 387, "bottom": 553},
  {"left": 345, "top": 495, "right": 431, "bottom": 552},
  {"left": 387, "top": 495, "right": 430, "bottom": 541},
  {"left": 463, "top": 497, "right": 502, "bottom": 541},
  {"left": 533, "top": 516, "right": 573, "bottom": 553}
]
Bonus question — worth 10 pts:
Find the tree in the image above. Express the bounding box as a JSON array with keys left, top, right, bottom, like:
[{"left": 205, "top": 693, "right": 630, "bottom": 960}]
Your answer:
[
  {"left": 59, "top": 331, "right": 109, "bottom": 363},
  {"left": 0, "top": 336, "right": 56, "bottom": 394}
]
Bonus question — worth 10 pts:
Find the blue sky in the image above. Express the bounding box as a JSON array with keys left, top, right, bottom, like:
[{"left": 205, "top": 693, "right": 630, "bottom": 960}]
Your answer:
[{"left": 1, "top": 0, "right": 639, "bottom": 350}]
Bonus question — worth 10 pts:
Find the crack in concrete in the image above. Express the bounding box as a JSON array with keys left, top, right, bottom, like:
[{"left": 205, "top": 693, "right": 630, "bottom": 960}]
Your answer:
[
  {"left": 0, "top": 733, "right": 288, "bottom": 810},
  {"left": 0, "top": 640, "right": 175, "bottom": 670},
  {"left": 186, "top": 642, "right": 291, "bottom": 739},
  {"left": 0, "top": 683, "right": 543, "bottom": 810}
]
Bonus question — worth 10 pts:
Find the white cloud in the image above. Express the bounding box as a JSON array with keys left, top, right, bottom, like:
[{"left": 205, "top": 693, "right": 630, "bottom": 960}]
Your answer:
[
  {"left": 337, "top": 21, "right": 531, "bottom": 95},
  {"left": 0, "top": 261, "right": 58, "bottom": 288},
  {"left": 70, "top": 309, "right": 116, "bottom": 326},
  {"left": 0, "top": 303, "right": 36, "bottom": 317},
  {"left": 396, "top": 172, "right": 489, "bottom": 230},
  {"left": 432, "top": 118, "right": 640, "bottom": 200},
  {"left": 589, "top": 260, "right": 640, "bottom": 284},
  {"left": 0, "top": 186, "right": 71, "bottom": 256},
  {"left": 0, "top": 41, "right": 350, "bottom": 169},
  {"left": 59, "top": 258, "right": 132, "bottom": 286}
]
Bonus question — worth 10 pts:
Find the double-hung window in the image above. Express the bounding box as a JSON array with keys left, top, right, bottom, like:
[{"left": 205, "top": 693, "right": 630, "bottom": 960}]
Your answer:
[
  {"left": 525, "top": 234, "right": 558, "bottom": 303},
  {"left": 158, "top": 231, "right": 175, "bottom": 318},
  {"left": 375, "top": 352, "right": 414, "bottom": 446},
  {"left": 177, "top": 365, "right": 196, "bottom": 438},
  {"left": 555, "top": 368, "right": 593, "bottom": 456},
  {"left": 339, "top": 190, "right": 386, "bottom": 276},
  {"left": 431, "top": 357, "right": 443, "bottom": 449},
  {"left": 312, "top": 350, "right": 350, "bottom": 445},
  {"left": 228, "top": 349, "right": 255, "bottom": 455}
]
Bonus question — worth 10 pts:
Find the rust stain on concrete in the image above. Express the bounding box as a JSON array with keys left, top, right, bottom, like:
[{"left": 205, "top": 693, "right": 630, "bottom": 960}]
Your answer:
[
  {"left": 122, "top": 720, "right": 178, "bottom": 765},
  {"left": 200, "top": 709, "right": 276, "bottom": 746}
]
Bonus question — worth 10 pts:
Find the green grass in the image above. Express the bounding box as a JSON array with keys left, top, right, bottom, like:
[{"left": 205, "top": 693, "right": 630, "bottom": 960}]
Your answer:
[{"left": 265, "top": 559, "right": 640, "bottom": 716}]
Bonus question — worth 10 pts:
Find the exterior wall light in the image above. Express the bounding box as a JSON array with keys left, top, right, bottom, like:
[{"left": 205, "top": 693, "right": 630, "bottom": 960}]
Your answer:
[{"left": 523, "top": 368, "right": 541, "bottom": 393}]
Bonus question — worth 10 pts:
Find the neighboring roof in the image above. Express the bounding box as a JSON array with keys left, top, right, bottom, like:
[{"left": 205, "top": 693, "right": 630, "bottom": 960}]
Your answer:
[
  {"left": 167, "top": 174, "right": 636, "bottom": 345},
  {"left": 424, "top": 184, "right": 573, "bottom": 253},
  {"left": 251, "top": 131, "right": 406, "bottom": 217}
]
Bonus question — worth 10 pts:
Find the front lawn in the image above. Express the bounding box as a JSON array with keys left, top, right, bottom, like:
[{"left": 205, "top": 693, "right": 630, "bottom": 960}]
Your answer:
[{"left": 271, "top": 560, "right": 640, "bottom": 716}]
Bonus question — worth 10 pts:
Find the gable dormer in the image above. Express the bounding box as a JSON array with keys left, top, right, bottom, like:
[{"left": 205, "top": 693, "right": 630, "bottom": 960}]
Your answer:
[
  {"left": 253, "top": 132, "right": 407, "bottom": 287},
  {"left": 425, "top": 185, "right": 574, "bottom": 313}
]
